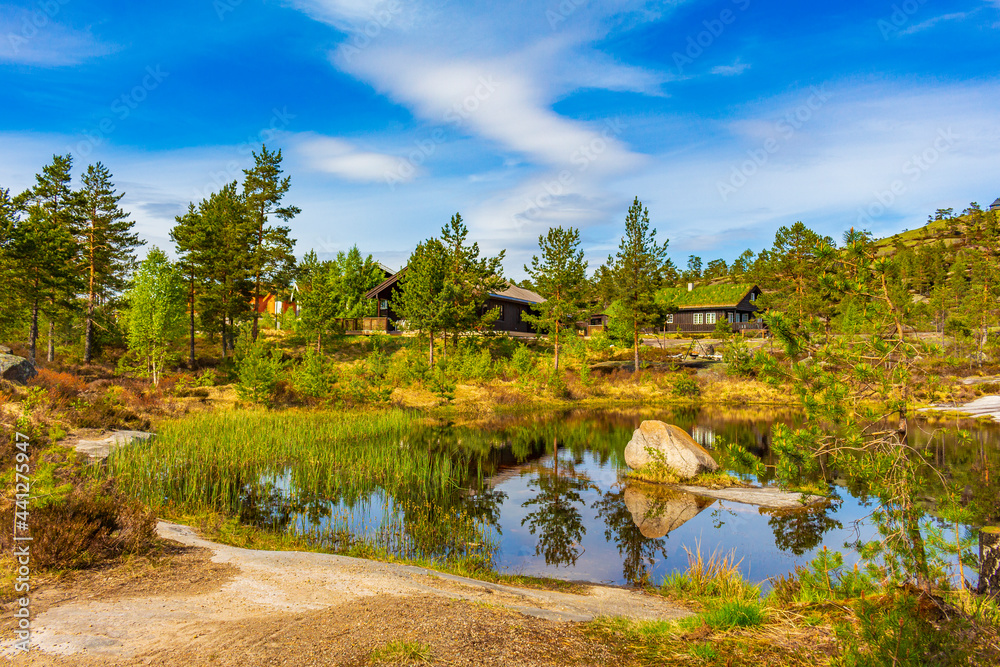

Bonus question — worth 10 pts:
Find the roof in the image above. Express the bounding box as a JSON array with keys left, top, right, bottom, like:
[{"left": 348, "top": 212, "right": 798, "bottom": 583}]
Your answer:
[
  {"left": 489, "top": 283, "right": 545, "bottom": 305},
  {"left": 365, "top": 271, "right": 544, "bottom": 305},
  {"left": 364, "top": 267, "right": 407, "bottom": 299},
  {"left": 656, "top": 284, "right": 758, "bottom": 309},
  {"left": 991, "top": 198, "right": 1000, "bottom": 211},
  {"left": 376, "top": 262, "right": 395, "bottom": 276}
]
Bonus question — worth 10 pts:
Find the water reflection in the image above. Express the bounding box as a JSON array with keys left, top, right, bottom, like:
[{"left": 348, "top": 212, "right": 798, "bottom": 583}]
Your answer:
[
  {"left": 228, "top": 407, "right": 1000, "bottom": 586},
  {"left": 519, "top": 438, "right": 597, "bottom": 567}
]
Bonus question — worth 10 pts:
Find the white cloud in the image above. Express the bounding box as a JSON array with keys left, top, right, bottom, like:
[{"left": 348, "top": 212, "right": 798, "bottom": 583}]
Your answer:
[
  {"left": 0, "top": 7, "right": 114, "bottom": 66},
  {"left": 711, "top": 60, "right": 751, "bottom": 77},
  {"left": 294, "top": 134, "right": 410, "bottom": 183}
]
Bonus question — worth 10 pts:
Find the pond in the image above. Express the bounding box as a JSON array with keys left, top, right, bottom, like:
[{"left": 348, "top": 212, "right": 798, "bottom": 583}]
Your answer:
[{"left": 230, "top": 408, "right": 1000, "bottom": 587}]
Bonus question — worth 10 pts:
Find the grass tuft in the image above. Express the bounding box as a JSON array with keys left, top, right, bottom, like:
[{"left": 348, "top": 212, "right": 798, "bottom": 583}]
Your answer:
[{"left": 369, "top": 640, "right": 432, "bottom": 665}]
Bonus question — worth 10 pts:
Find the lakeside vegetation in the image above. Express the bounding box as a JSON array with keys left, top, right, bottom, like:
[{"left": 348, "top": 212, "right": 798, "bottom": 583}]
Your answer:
[{"left": 4, "top": 151, "right": 1000, "bottom": 664}]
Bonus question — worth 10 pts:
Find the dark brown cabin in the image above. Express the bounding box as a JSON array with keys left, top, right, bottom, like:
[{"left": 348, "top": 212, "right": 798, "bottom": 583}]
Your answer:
[
  {"left": 659, "top": 284, "right": 764, "bottom": 333},
  {"left": 363, "top": 269, "right": 545, "bottom": 334}
]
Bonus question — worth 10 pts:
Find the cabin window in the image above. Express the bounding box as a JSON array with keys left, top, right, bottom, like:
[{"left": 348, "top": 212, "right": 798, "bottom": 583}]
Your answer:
[
  {"left": 706, "top": 312, "right": 717, "bottom": 325},
  {"left": 380, "top": 300, "right": 388, "bottom": 312},
  {"left": 591, "top": 317, "right": 602, "bottom": 325},
  {"left": 727, "top": 312, "right": 734, "bottom": 323},
  {"left": 749, "top": 292, "right": 756, "bottom": 302},
  {"left": 665, "top": 314, "right": 673, "bottom": 324},
  {"left": 693, "top": 313, "right": 704, "bottom": 325},
  {"left": 497, "top": 303, "right": 505, "bottom": 320}
]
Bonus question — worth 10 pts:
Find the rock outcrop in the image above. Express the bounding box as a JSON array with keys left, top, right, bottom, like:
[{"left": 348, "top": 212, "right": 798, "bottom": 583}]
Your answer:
[
  {"left": 0, "top": 353, "right": 37, "bottom": 385},
  {"left": 623, "top": 420, "right": 719, "bottom": 480}
]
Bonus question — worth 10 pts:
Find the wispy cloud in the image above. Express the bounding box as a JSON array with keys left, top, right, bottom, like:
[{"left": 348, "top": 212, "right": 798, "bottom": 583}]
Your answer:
[
  {"left": 900, "top": 12, "right": 968, "bottom": 36},
  {"left": 711, "top": 60, "right": 751, "bottom": 77},
  {"left": 0, "top": 6, "right": 114, "bottom": 66},
  {"left": 294, "top": 133, "right": 411, "bottom": 183}
]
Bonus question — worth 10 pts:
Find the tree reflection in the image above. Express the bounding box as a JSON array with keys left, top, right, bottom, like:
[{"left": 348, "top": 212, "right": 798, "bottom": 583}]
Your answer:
[
  {"left": 520, "top": 438, "right": 596, "bottom": 567},
  {"left": 592, "top": 485, "right": 668, "bottom": 585},
  {"left": 766, "top": 502, "right": 842, "bottom": 555}
]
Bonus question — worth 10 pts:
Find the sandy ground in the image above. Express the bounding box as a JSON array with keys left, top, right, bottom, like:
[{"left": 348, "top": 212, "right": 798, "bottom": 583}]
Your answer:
[{"left": 3, "top": 522, "right": 689, "bottom": 666}]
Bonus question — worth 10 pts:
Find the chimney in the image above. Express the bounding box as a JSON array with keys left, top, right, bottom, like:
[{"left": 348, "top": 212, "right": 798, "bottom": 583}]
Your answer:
[{"left": 687, "top": 282, "right": 693, "bottom": 292}]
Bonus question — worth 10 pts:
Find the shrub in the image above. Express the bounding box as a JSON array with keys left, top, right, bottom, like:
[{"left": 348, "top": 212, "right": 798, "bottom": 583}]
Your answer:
[
  {"left": 722, "top": 335, "right": 757, "bottom": 378},
  {"left": 509, "top": 344, "right": 535, "bottom": 379},
  {"left": 0, "top": 482, "right": 157, "bottom": 570},
  {"left": 292, "top": 348, "right": 338, "bottom": 401},
  {"left": 234, "top": 331, "right": 284, "bottom": 405},
  {"left": 671, "top": 375, "right": 701, "bottom": 398}
]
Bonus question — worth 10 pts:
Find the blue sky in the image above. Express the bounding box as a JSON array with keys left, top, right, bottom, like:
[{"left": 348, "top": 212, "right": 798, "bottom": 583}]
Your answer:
[{"left": 2, "top": 0, "right": 999, "bottom": 277}]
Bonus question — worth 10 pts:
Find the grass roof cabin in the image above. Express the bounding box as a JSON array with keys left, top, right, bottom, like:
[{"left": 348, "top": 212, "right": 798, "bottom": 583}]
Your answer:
[{"left": 655, "top": 283, "right": 764, "bottom": 333}]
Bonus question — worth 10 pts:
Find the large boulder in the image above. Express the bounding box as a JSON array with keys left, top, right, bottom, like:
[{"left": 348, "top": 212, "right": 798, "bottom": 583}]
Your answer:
[
  {"left": 0, "top": 354, "right": 37, "bottom": 385},
  {"left": 623, "top": 484, "right": 714, "bottom": 538},
  {"left": 624, "top": 420, "right": 719, "bottom": 480}
]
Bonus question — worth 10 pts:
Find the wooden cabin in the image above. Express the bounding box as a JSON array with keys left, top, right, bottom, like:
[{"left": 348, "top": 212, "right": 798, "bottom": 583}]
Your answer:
[
  {"left": 658, "top": 284, "right": 764, "bottom": 333},
  {"left": 363, "top": 269, "right": 544, "bottom": 334}
]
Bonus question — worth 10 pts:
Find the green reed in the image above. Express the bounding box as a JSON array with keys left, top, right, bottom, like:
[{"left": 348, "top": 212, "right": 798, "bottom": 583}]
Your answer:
[{"left": 99, "top": 407, "right": 501, "bottom": 563}]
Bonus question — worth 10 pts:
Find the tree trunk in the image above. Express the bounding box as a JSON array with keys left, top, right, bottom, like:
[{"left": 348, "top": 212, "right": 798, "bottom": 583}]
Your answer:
[
  {"left": 221, "top": 317, "right": 228, "bottom": 360},
  {"left": 980, "top": 527, "right": 1000, "bottom": 597},
  {"left": 28, "top": 295, "right": 39, "bottom": 364},
  {"left": 84, "top": 226, "right": 96, "bottom": 364},
  {"left": 633, "top": 322, "right": 640, "bottom": 377},
  {"left": 428, "top": 330, "right": 435, "bottom": 365},
  {"left": 188, "top": 274, "right": 196, "bottom": 368},
  {"left": 554, "top": 322, "right": 560, "bottom": 373},
  {"left": 47, "top": 319, "right": 55, "bottom": 362}
]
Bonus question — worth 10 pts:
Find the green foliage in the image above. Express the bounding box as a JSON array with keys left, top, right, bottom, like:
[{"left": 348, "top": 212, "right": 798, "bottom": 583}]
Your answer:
[
  {"left": 426, "top": 364, "right": 456, "bottom": 402},
  {"left": 671, "top": 375, "right": 700, "bottom": 399},
  {"left": 608, "top": 197, "right": 672, "bottom": 373},
  {"left": 698, "top": 599, "right": 766, "bottom": 630},
  {"left": 522, "top": 225, "right": 589, "bottom": 371},
  {"left": 292, "top": 348, "right": 337, "bottom": 401},
  {"left": 509, "top": 343, "right": 536, "bottom": 379},
  {"left": 395, "top": 237, "right": 450, "bottom": 362},
  {"left": 369, "top": 640, "right": 432, "bottom": 665},
  {"left": 123, "top": 247, "right": 186, "bottom": 386},
  {"left": 242, "top": 145, "right": 299, "bottom": 340},
  {"left": 721, "top": 335, "right": 757, "bottom": 378},
  {"left": 234, "top": 328, "right": 284, "bottom": 404},
  {"left": 770, "top": 548, "right": 877, "bottom": 605},
  {"left": 295, "top": 247, "right": 385, "bottom": 343},
  {"left": 834, "top": 592, "right": 974, "bottom": 667}
]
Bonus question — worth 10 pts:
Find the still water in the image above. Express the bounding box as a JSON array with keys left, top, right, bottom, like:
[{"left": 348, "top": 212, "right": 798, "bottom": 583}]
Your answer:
[{"left": 248, "top": 408, "right": 998, "bottom": 587}]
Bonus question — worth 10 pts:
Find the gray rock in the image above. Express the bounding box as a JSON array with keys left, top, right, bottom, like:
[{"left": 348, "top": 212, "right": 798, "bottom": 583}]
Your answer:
[
  {"left": 0, "top": 344, "right": 11, "bottom": 354},
  {"left": 675, "top": 485, "right": 826, "bottom": 509},
  {"left": 0, "top": 354, "right": 37, "bottom": 385},
  {"left": 624, "top": 420, "right": 719, "bottom": 480},
  {"left": 624, "top": 485, "right": 714, "bottom": 538},
  {"left": 74, "top": 430, "right": 153, "bottom": 459}
]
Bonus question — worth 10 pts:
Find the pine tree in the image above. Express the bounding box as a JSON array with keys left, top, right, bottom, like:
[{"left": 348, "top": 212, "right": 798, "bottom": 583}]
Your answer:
[
  {"left": 242, "top": 146, "right": 299, "bottom": 340},
  {"left": 439, "top": 213, "right": 506, "bottom": 353},
  {"left": 609, "top": 197, "right": 669, "bottom": 375},
  {"left": 79, "top": 163, "right": 142, "bottom": 363},
  {"left": 191, "top": 183, "right": 253, "bottom": 358},
  {"left": 395, "top": 238, "right": 450, "bottom": 364},
  {"left": 523, "top": 226, "right": 589, "bottom": 372}
]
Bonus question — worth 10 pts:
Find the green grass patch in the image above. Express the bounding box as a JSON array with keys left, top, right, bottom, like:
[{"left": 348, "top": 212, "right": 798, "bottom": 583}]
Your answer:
[{"left": 369, "top": 639, "right": 432, "bottom": 665}]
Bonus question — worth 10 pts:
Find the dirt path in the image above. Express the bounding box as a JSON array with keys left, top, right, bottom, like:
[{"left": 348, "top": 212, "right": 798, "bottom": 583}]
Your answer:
[{"left": 4, "top": 522, "right": 689, "bottom": 666}]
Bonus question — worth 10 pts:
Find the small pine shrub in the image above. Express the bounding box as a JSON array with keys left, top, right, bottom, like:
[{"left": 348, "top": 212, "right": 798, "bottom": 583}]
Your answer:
[
  {"left": 234, "top": 331, "right": 284, "bottom": 405},
  {"left": 293, "top": 348, "right": 338, "bottom": 401},
  {"left": 671, "top": 375, "right": 701, "bottom": 398},
  {"left": 509, "top": 344, "right": 535, "bottom": 379}
]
